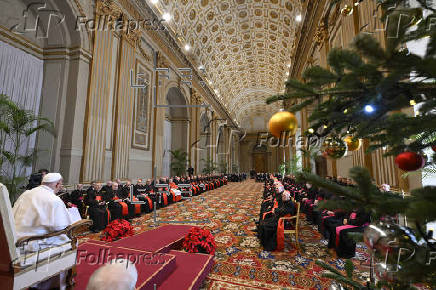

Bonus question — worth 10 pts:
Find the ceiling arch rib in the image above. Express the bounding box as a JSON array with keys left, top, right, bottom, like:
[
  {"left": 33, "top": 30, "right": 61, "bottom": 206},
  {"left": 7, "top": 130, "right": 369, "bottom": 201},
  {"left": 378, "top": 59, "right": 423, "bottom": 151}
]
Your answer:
[
  {"left": 228, "top": 87, "right": 280, "bottom": 111},
  {"left": 154, "top": 0, "right": 301, "bottom": 131},
  {"left": 234, "top": 100, "right": 281, "bottom": 124}
]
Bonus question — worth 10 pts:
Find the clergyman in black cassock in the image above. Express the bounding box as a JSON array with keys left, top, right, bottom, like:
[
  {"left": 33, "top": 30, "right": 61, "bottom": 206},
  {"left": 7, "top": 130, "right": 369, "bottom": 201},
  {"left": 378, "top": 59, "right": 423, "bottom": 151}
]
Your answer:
[
  {"left": 135, "top": 180, "right": 154, "bottom": 213},
  {"left": 102, "top": 183, "right": 123, "bottom": 220},
  {"left": 118, "top": 181, "right": 136, "bottom": 219},
  {"left": 71, "top": 184, "right": 85, "bottom": 217},
  {"left": 257, "top": 191, "right": 296, "bottom": 251},
  {"left": 85, "top": 182, "right": 109, "bottom": 232}
]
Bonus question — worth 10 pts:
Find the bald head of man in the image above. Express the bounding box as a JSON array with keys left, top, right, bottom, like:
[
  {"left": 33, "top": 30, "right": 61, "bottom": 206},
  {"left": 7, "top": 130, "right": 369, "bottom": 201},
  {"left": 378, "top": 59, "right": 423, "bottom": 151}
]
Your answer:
[{"left": 87, "top": 259, "right": 137, "bottom": 290}]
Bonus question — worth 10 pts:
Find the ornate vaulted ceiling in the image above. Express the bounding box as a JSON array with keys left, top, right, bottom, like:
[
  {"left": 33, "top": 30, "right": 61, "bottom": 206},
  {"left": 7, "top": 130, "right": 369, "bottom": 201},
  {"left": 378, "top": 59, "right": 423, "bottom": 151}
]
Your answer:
[{"left": 152, "top": 0, "right": 302, "bottom": 131}]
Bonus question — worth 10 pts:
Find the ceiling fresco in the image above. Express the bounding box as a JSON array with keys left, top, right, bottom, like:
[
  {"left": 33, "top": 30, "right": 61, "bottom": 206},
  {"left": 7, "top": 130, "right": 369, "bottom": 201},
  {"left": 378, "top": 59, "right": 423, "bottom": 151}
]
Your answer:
[{"left": 150, "top": 0, "right": 302, "bottom": 131}]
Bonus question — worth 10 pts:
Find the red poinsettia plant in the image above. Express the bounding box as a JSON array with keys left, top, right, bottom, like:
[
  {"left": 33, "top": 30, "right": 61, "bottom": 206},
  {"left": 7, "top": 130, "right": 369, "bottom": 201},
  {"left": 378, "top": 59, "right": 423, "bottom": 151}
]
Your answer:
[
  {"left": 182, "top": 227, "right": 216, "bottom": 255},
  {"left": 101, "top": 219, "right": 134, "bottom": 242}
]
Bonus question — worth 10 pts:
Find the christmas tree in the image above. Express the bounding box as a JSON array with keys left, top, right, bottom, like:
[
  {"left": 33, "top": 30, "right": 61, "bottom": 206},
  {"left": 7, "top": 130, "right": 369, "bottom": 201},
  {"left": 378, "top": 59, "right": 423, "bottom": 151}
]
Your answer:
[{"left": 267, "top": 0, "right": 436, "bottom": 287}]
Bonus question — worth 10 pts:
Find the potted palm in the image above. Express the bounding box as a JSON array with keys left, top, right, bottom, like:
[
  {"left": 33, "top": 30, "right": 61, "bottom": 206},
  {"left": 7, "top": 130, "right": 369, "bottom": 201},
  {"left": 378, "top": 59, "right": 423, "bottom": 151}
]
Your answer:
[
  {"left": 0, "top": 94, "right": 55, "bottom": 203},
  {"left": 170, "top": 149, "right": 188, "bottom": 176},
  {"left": 201, "top": 157, "right": 217, "bottom": 174},
  {"left": 218, "top": 159, "right": 228, "bottom": 174}
]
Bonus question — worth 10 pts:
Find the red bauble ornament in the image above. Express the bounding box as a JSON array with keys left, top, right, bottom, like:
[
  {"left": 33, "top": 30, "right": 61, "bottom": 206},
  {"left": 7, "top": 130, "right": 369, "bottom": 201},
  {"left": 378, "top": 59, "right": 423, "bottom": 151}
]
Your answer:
[
  {"left": 394, "top": 151, "right": 425, "bottom": 172},
  {"left": 432, "top": 145, "right": 436, "bottom": 152}
]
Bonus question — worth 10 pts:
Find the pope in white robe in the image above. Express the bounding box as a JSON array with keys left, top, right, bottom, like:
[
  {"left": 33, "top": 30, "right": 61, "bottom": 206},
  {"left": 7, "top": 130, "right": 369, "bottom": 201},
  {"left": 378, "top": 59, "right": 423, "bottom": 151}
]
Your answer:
[
  {"left": 13, "top": 173, "right": 73, "bottom": 289},
  {"left": 13, "top": 173, "right": 73, "bottom": 252}
]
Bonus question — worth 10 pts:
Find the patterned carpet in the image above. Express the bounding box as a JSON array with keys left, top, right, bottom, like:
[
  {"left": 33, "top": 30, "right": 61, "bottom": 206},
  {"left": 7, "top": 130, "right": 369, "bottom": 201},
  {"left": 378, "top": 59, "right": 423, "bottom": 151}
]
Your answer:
[{"left": 80, "top": 180, "right": 371, "bottom": 289}]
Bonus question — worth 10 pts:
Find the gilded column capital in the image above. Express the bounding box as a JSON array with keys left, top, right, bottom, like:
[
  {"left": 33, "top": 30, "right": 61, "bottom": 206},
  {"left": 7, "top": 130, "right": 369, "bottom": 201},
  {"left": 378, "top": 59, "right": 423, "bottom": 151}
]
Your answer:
[
  {"left": 157, "top": 52, "right": 169, "bottom": 68},
  {"left": 138, "top": 45, "right": 152, "bottom": 62},
  {"left": 122, "top": 29, "right": 141, "bottom": 47},
  {"left": 314, "top": 23, "right": 329, "bottom": 47},
  {"left": 97, "top": 0, "right": 123, "bottom": 18},
  {"left": 191, "top": 90, "right": 203, "bottom": 105}
]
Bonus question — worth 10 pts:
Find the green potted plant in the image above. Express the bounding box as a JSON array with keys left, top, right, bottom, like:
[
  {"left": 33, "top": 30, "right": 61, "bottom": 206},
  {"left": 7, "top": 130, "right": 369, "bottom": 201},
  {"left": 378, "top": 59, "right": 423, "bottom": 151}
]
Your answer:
[
  {"left": 170, "top": 149, "right": 188, "bottom": 176},
  {"left": 201, "top": 157, "right": 217, "bottom": 174},
  {"left": 0, "top": 94, "right": 55, "bottom": 203}
]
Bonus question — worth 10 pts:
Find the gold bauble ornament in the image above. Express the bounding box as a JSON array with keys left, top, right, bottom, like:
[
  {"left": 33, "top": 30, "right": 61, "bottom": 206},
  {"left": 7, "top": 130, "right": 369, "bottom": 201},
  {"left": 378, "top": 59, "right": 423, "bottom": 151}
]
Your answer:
[
  {"left": 344, "top": 135, "right": 362, "bottom": 152},
  {"left": 268, "top": 111, "right": 298, "bottom": 138},
  {"left": 322, "top": 137, "right": 347, "bottom": 159},
  {"left": 341, "top": 5, "right": 353, "bottom": 16}
]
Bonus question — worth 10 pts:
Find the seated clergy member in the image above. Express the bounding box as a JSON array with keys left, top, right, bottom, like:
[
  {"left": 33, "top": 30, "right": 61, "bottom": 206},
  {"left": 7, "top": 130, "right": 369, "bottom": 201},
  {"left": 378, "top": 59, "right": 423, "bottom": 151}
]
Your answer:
[
  {"left": 334, "top": 209, "right": 371, "bottom": 258},
  {"left": 103, "top": 182, "right": 125, "bottom": 220},
  {"left": 117, "top": 180, "right": 134, "bottom": 216},
  {"left": 13, "top": 173, "right": 73, "bottom": 289},
  {"left": 71, "top": 183, "right": 85, "bottom": 217},
  {"left": 325, "top": 208, "right": 370, "bottom": 256},
  {"left": 85, "top": 182, "right": 109, "bottom": 232},
  {"left": 13, "top": 173, "right": 72, "bottom": 250},
  {"left": 134, "top": 180, "right": 153, "bottom": 213},
  {"left": 257, "top": 190, "right": 296, "bottom": 251},
  {"left": 157, "top": 177, "right": 170, "bottom": 206},
  {"left": 148, "top": 179, "right": 161, "bottom": 208},
  {"left": 101, "top": 180, "right": 113, "bottom": 193},
  {"left": 169, "top": 178, "right": 182, "bottom": 202},
  {"left": 119, "top": 179, "right": 142, "bottom": 217}
]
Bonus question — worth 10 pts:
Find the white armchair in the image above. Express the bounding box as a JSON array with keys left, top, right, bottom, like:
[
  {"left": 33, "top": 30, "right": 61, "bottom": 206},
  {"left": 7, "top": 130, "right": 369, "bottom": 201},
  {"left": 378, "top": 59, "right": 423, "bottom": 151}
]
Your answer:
[{"left": 0, "top": 183, "right": 92, "bottom": 289}]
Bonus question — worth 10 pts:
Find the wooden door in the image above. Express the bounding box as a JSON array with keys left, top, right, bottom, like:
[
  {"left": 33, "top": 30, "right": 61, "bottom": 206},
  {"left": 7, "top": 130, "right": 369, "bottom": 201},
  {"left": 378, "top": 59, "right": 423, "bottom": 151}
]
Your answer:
[{"left": 253, "top": 153, "right": 267, "bottom": 172}]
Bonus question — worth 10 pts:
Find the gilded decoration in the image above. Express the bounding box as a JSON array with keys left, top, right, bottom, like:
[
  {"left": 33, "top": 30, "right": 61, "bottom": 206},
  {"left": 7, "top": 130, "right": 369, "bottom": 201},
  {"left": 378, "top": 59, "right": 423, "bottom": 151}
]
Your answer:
[
  {"left": 154, "top": 0, "right": 302, "bottom": 127},
  {"left": 97, "top": 0, "right": 123, "bottom": 18},
  {"left": 124, "top": 28, "right": 141, "bottom": 46},
  {"left": 132, "top": 60, "right": 153, "bottom": 150},
  {"left": 138, "top": 48, "right": 151, "bottom": 63},
  {"left": 314, "top": 23, "right": 328, "bottom": 47},
  {"left": 191, "top": 90, "right": 203, "bottom": 105}
]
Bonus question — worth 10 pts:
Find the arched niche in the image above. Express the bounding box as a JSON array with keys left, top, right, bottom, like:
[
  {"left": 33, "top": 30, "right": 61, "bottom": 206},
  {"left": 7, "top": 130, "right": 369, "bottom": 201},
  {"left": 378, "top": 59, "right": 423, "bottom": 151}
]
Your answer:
[
  {"left": 162, "top": 86, "right": 190, "bottom": 176},
  {"left": 0, "top": 0, "right": 91, "bottom": 183}
]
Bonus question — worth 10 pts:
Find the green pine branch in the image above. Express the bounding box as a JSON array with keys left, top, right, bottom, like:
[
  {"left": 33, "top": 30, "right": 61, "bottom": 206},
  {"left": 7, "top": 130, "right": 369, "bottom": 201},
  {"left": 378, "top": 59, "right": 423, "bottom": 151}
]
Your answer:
[
  {"left": 315, "top": 259, "right": 365, "bottom": 289},
  {"left": 266, "top": 1, "right": 436, "bottom": 156},
  {"left": 269, "top": 1, "right": 436, "bottom": 287}
]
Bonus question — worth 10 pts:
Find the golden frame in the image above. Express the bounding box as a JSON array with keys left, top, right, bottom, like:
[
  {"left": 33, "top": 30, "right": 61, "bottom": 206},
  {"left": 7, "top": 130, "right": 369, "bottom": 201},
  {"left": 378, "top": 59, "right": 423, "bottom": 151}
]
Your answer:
[{"left": 132, "top": 59, "right": 153, "bottom": 150}]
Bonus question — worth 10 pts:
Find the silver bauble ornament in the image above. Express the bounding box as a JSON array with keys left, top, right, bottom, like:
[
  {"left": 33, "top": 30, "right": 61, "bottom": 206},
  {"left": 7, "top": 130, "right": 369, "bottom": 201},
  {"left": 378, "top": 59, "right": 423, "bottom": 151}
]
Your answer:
[{"left": 328, "top": 282, "right": 345, "bottom": 290}]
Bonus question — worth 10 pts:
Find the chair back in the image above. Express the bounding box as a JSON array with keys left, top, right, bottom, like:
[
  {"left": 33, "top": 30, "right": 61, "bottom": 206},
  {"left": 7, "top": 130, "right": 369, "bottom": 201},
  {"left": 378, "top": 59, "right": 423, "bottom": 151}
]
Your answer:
[
  {"left": 0, "top": 183, "right": 18, "bottom": 271},
  {"left": 295, "top": 202, "right": 301, "bottom": 229}
]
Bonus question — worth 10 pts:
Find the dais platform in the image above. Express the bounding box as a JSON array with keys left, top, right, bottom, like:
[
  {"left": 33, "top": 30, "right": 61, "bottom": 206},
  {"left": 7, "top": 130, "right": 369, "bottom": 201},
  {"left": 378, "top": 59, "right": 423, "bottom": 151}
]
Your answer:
[{"left": 75, "top": 225, "right": 214, "bottom": 290}]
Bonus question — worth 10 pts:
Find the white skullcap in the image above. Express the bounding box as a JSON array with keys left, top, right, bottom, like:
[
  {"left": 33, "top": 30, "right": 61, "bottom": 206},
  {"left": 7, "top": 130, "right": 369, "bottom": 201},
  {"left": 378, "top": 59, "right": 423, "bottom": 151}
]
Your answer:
[{"left": 42, "top": 173, "right": 62, "bottom": 183}]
